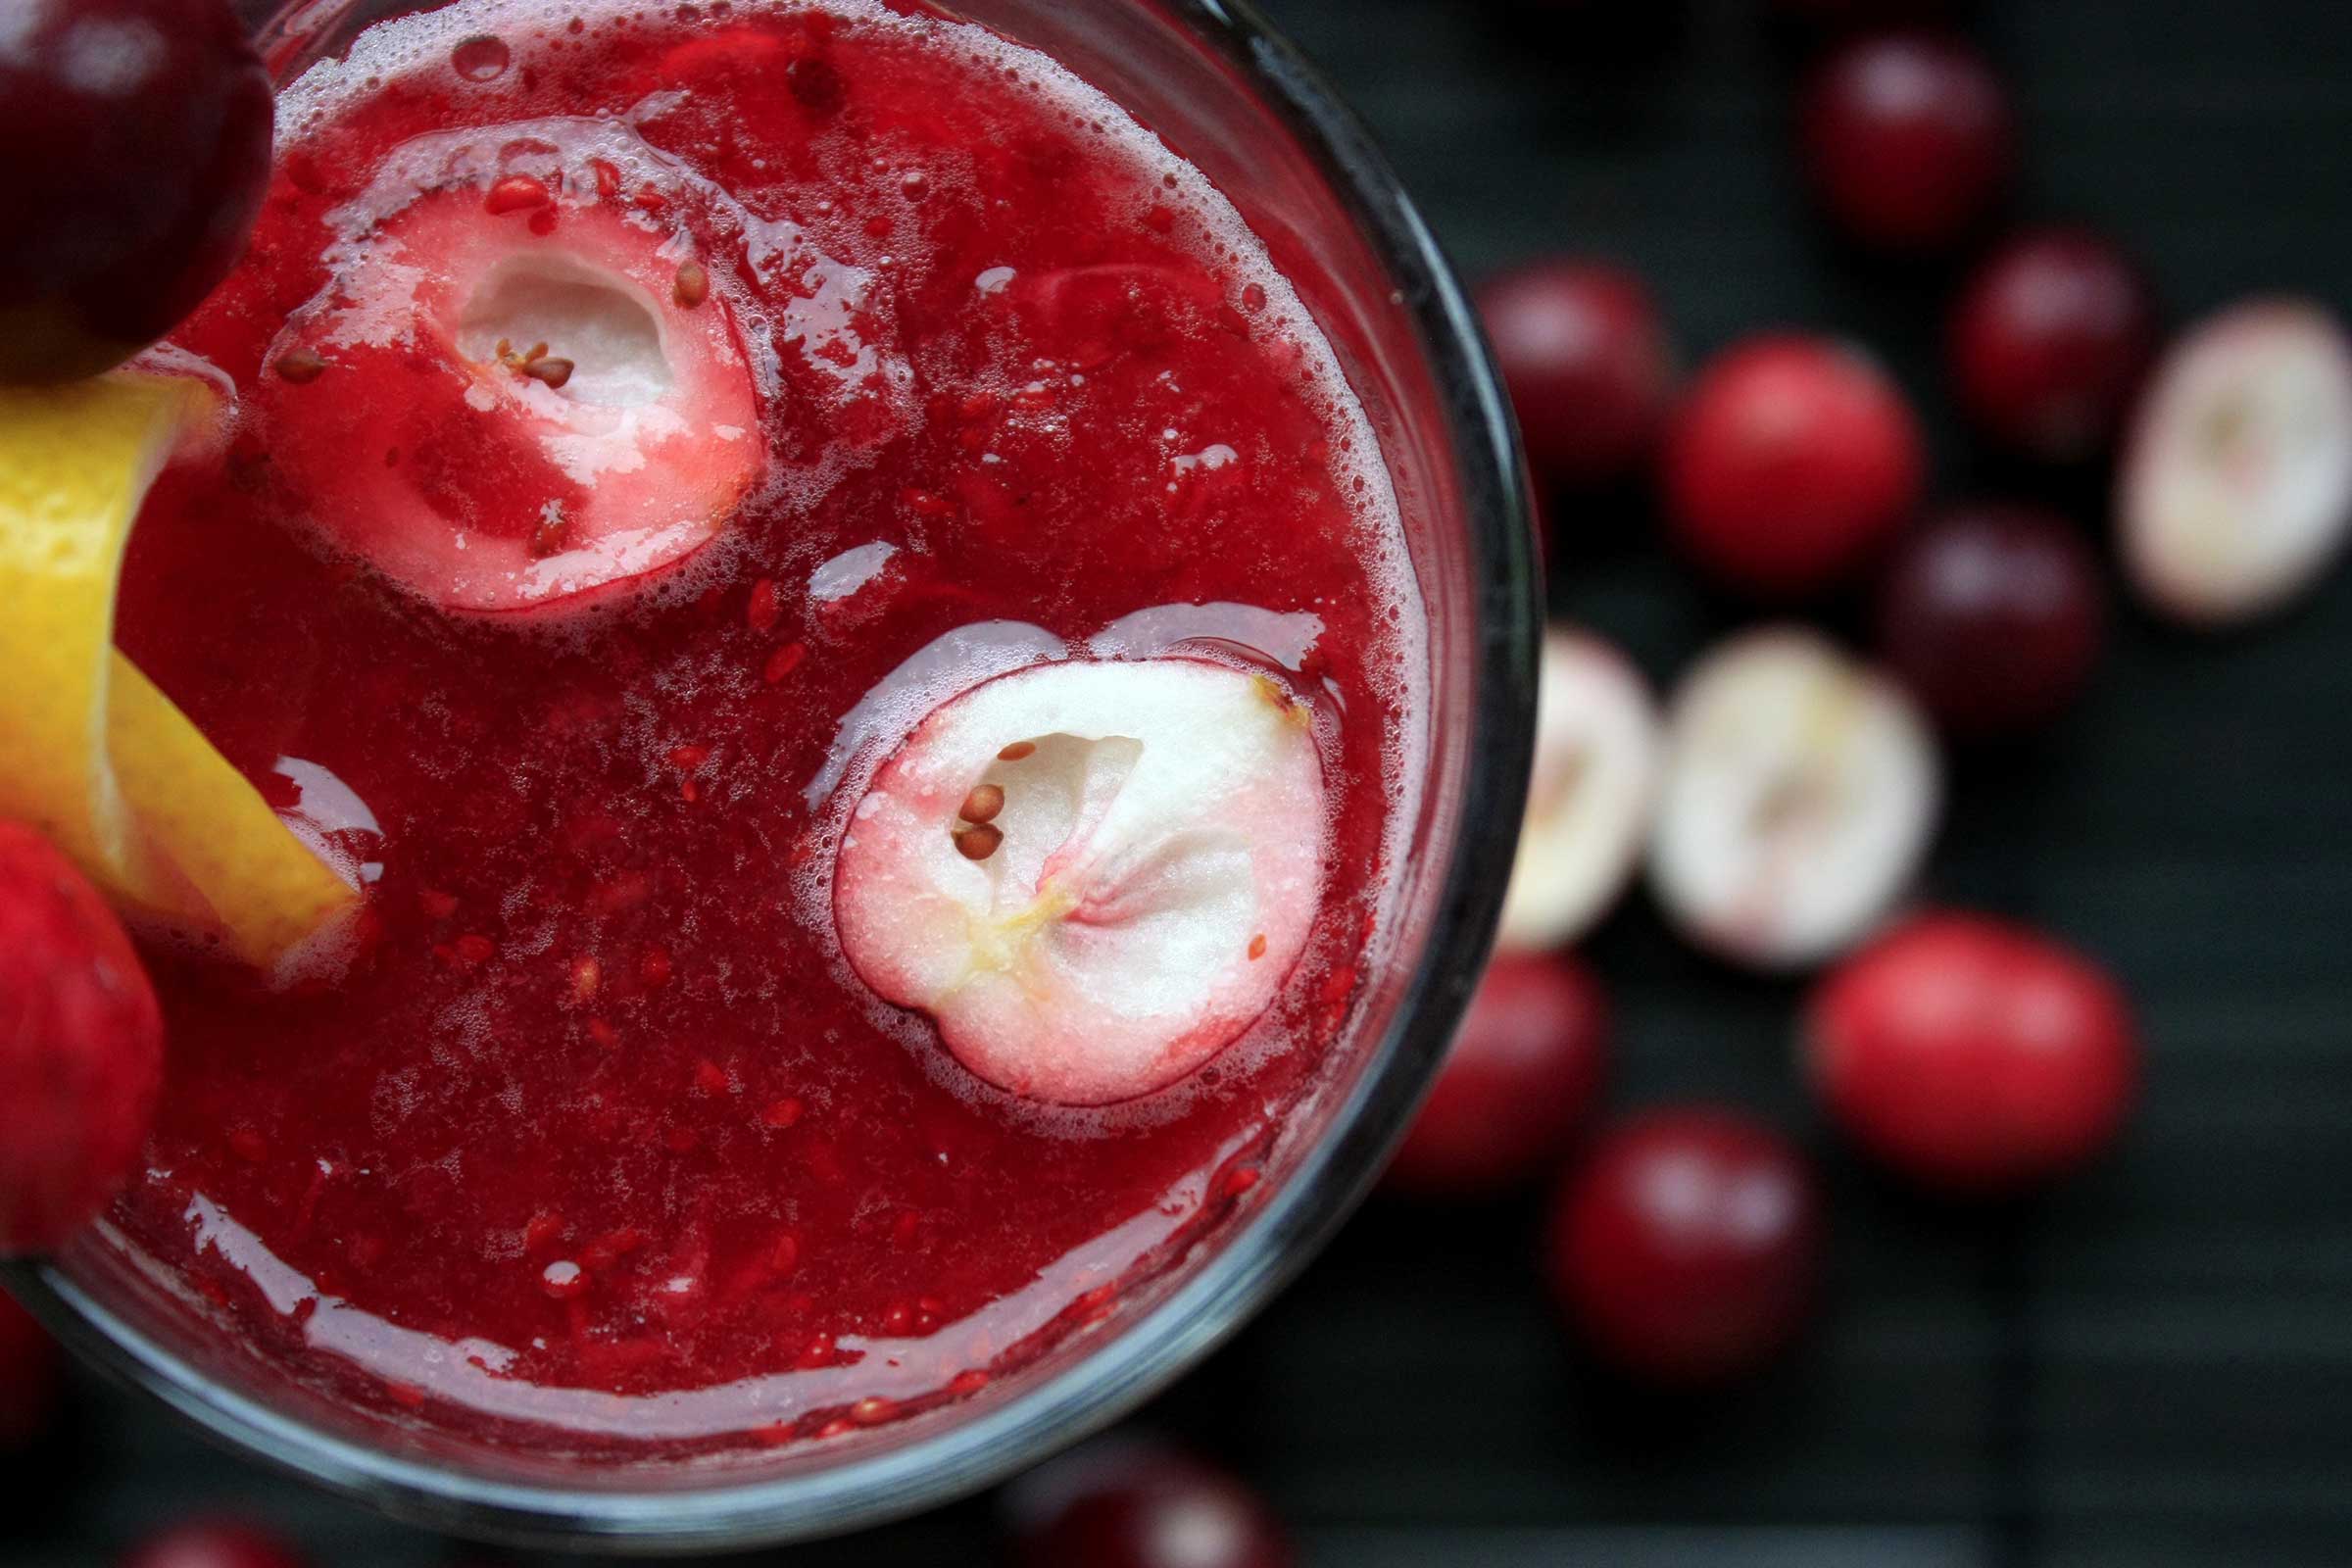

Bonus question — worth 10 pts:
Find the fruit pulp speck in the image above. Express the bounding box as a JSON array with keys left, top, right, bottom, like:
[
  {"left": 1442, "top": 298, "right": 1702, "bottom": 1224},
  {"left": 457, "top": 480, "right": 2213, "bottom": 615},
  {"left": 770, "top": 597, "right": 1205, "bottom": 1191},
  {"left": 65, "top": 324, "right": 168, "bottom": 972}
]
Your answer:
[{"left": 105, "top": 0, "right": 1423, "bottom": 1454}]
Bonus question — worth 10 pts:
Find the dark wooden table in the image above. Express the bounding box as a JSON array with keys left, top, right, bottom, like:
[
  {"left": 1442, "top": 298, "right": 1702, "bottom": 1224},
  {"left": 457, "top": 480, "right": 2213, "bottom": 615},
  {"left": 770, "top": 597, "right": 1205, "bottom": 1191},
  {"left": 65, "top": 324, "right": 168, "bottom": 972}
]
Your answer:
[{"left": 11, "top": 1, "right": 2352, "bottom": 1562}]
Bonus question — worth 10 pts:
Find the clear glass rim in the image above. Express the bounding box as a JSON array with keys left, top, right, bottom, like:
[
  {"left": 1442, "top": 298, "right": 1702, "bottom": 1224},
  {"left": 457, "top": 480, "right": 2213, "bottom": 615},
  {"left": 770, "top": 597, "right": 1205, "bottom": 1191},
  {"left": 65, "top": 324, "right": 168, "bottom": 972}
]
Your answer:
[{"left": 3, "top": 0, "right": 1541, "bottom": 1549}]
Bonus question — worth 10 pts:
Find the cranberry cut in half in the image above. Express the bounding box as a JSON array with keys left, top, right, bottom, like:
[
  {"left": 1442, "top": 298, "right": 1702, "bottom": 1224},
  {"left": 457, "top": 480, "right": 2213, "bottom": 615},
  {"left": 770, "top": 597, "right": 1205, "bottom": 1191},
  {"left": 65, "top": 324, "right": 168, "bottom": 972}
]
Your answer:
[
  {"left": 1800, "top": 31, "right": 2014, "bottom": 254},
  {"left": 2120, "top": 298, "right": 2352, "bottom": 627},
  {"left": 1548, "top": 1108, "right": 1823, "bottom": 1384},
  {"left": 1477, "top": 261, "right": 1676, "bottom": 490},
  {"left": 1663, "top": 334, "right": 1926, "bottom": 598},
  {"left": 1495, "top": 628, "right": 1660, "bottom": 953},
  {"left": 0, "top": 1293, "right": 62, "bottom": 1450},
  {"left": 0, "top": 0, "right": 272, "bottom": 383},
  {"left": 1806, "top": 912, "right": 2139, "bottom": 1195},
  {"left": 0, "top": 822, "right": 165, "bottom": 1256},
  {"left": 831, "top": 660, "right": 1326, "bottom": 1107},
  {"left": 1949, "top": 228, "right": 2158, "bottom": 466},
  {"left": 257, "top": 125, "right": 768, "bottom": 615},
  {"left": 1004, "top": 1441, "right": 1294, "bottom": 1568},
  {"left": 1387, "top": 953, "right": 1610, "bottom": 1198},
  {"left": 1873, "top": 505, "right": 2105, "bottom": 737},
  {"left": 1646, "top": 627, "right": 1940, "bottom": 971},
  {"left": 117, "top": 1521, "right": 311, "bottom": 1568}
]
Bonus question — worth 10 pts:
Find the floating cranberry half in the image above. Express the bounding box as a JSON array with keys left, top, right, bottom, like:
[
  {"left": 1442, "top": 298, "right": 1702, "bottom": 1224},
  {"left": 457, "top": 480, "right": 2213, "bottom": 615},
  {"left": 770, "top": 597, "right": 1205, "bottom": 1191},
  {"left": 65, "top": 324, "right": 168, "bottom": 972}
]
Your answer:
[
  {"left": 1004, "top": 1441, "right": 1294, "bottom": 1568},
  {"left": 0, "top": 1293, "right": 62, "bottom": 1450},
  {"left": 1949, "top": 228, "right": 2158, "bottom": 465},
  {"left": 256, "top": 126, "right": 769, "bottom": 615},
  {"left": 1387, "top": 953, "right": 1610, "bottom": 1198},
  {"left": 1874, "top": 505, "right": 2105, "bottom": 737},
  {"left": 1664, "top": 334, "right": 1926, "bottom": 597},
  {"left": 1548, "top": 1108, "right": 1822, "bottom": 1384},
  {"left": 1807, "top": 912, "right": 2138, "bottom": 1195},
  {"left": 1477, "top": 261, "right": 1676, "bottom": 489},
  {"left": 0, "top": 0, "right": 273, "bottom": 383},
  {"left": 117, "top": 1521, "right": 310, "bottom": 1568},
  {"left": 1800, "top": 31, "right": 2013, "bottom": 253},
  {"left": 0, "top": 822, "right": 166, "bottom": 1256}
]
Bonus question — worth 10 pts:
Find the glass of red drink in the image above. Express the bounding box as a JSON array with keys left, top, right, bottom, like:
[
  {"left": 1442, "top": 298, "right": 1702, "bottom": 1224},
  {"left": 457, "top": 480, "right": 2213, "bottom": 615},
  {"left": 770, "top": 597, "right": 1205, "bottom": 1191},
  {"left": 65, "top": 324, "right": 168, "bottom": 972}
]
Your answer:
[{"left": 3, "top": 0, "right": 1537, "bottom": 1548}]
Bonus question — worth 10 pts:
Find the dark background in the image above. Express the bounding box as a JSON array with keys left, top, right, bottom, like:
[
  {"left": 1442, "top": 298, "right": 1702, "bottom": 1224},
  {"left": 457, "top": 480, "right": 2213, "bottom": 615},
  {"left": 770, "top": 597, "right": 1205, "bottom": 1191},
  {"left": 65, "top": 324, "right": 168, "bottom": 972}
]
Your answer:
[{"left": 12, "top": 0, "right": 2352, "bottom": 1562}]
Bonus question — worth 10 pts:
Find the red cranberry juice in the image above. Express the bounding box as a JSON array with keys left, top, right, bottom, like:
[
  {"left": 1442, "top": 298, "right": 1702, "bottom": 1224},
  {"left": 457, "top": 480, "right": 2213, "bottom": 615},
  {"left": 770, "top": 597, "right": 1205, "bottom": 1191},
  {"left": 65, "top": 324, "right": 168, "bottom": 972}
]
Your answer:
[{"left": 109, "top": 0, "right": 1423, "bottom": 1451}]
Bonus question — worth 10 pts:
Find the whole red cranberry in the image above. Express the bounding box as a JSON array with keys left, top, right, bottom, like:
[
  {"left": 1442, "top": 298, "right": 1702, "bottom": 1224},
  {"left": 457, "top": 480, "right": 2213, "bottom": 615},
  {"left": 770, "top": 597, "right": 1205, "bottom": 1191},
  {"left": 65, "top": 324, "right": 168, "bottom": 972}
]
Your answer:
[
  {"left": 1386, "top": 953, "right": 1610, "bottom": 1198},
  {"left": 0, "top": 0, "right": 274, "bottom": 382},
  {"left": 1948, "top": 228, "right": 2158, "bottom": 465},
  {"left": 0, "top": 1293, "right": 62, "bottom": 1449},
  {"left": 1004, "top": 1442, "right": 1293, "bottom": 1568},
  {"left": 1874, "top": 505, "right": 2105, "bottom": 737},
  {"left": 0, "top": 822, "right": 166, "bottom": 1256},
  {"left": 1663, "top": 334, "right": 1926, "bottom": 597},
  {"left": 1800, "top": 31, "right": 2013, "bottom": 253},
  {"left": 1478, "top": 261, "right": 1676, "bottom": 490},
  {"left": 1807, "top": 912, "right": 2138, "bottom": 1194},
  {"left": 1547, "top": 1109, "right": 1822, "bottom": 1384},
  {"left": 117, "top": 1521, "right": 310, "bottom": 1568}
]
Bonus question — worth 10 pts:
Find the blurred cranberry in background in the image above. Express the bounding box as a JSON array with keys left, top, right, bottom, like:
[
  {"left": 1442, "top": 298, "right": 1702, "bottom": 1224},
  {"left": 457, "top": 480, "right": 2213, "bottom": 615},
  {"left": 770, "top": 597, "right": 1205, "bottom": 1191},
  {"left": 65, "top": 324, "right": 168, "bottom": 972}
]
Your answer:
[
  {"left": 1478, "top": 261, "right": 1676, "bottom": 491},
  {"left": 1548, "top": 1109, "right": 1823, "bottom": 1383},
  {"left": 1645, "top": 626, "right": 1941, "bottom": 972},
  {"left": 1874, "top": 505, "right": 2105, "bottom": 737},
  {"left": 0, "top": 1293, "right": 61, "bottom": 1449},
  {"left": 1664, "top": 334, "right": 1926, "bottom": 597},
  {"left": 1494, "top": 628, "right": 1661, "bottom": 953},
  {"left": 1807, "top": 913, "right": 2139, "bottom": 1194},
  {"left": 1949, "top": 227, "right": 2158, "bottom": 465},
  {"left": 117, "top": 1521, "right": 310, "bottom": 1568},
  {"left": 1800, "top": 31, "right": 2013, "bottom": 253},
  {"left": 1388, "top": 954, "right": 1610, "bottom": 1198},
  {"left": 2120, "top": 297, "right": 2352, "bottom": 627},
  {"left": 1004, "top": 1441, "right": 1294, "bottom": 1568}
]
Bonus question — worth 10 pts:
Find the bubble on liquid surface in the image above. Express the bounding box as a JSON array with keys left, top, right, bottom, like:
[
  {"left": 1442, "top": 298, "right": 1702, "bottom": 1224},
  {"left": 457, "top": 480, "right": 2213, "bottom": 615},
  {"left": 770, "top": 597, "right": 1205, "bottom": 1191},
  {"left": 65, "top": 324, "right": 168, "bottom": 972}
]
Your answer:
[{"left": 451, "top": 35, "right": 512, "bottom": 81}]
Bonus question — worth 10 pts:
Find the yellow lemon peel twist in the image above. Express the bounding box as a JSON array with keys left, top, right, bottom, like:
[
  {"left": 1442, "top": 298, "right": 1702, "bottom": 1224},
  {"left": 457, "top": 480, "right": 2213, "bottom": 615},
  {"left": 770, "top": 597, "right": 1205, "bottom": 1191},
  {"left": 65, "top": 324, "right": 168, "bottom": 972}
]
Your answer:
[{"left": 0, "top": 373, "right": 356, "bottom": 966}]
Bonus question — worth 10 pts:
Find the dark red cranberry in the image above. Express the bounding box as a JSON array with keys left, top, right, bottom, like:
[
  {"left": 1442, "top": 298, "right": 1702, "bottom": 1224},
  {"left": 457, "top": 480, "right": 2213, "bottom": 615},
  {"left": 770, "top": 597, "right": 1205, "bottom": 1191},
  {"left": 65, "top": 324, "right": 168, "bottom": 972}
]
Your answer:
[
  {"left": 117, "top": 1521, "right": 310, "bottom": 1568},
  {"left": 1663, "top": 334, "right": 1925, "bottom": 597},
  {"left": 1807, "top": 912, "right": 2138, "bottom": 1194},
  {"left": 0, "top": 1293, "right": 62, "bottom": 1449},
  {"left": 1873, "top": 505, "right": 2105, "bottom": 737},
  {"left": 1004, "top": 1442, "right": 1293, "bottom": 1568},
  {"left": 0, "top": 0, "right": 273, "bottom": 383},
  {"left": 1800, "top": 31, "right": 2013, "bottom": 253},
  {"left": 1477, "top": 261, "right": 1675, "bottom": 489},
  {"left": 1547, "top": 1108, "right": 1822, "bottom": 1384},
  {"left": 1387, "top": 953, "right": 1610, "bottom": 1198},
  {"left": 1948, "top": 228, "right": 2158, "bottom": 465}
]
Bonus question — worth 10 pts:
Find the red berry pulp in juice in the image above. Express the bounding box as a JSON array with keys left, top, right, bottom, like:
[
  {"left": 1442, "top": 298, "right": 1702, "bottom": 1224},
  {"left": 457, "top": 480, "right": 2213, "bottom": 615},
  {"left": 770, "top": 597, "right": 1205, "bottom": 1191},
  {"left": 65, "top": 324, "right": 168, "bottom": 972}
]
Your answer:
[{"left": 105, "top": 0, "right": 1422, "bottom": 1454}]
